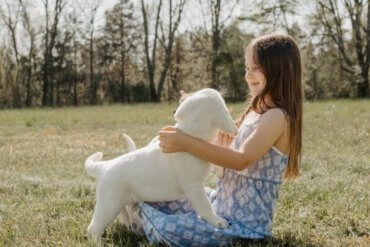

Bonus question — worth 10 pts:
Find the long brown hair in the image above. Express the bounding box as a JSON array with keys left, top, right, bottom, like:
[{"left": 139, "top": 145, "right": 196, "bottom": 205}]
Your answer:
[{"left": 220, "top": 33, "right": 303, "bottom": 179}]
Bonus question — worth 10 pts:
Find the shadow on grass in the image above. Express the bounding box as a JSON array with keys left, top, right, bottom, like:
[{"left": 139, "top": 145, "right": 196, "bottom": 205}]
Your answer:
[
  {"left": 233, "top": 233, "right": 322, "bottom": 247},
  {"left": 101, "top": 223, "right": 150, "bottom": 247},
  {"left": 103, "top": 223, "right": 321, "bottom": 247}
]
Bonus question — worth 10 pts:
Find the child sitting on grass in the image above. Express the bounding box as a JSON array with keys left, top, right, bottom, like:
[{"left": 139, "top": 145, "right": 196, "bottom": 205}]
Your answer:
[{"left": 128, "top": 32, "right": 303, "bottom": 247}]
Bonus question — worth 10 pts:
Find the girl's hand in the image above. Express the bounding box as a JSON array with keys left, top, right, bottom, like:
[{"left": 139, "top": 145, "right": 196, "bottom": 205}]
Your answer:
[{"left": 158, "top": 126, "right": 188, "bottom": 153}]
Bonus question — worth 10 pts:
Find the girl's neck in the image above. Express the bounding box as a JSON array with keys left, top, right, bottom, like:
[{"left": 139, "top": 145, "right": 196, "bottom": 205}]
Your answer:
[{"left": 251, "top": 94, "right": 276, "bottom": 112}]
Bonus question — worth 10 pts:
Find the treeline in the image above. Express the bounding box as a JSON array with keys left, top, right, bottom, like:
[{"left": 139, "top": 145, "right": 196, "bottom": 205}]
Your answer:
[{"left": 0, "top": 0, "right": 369, "bottom": 108}]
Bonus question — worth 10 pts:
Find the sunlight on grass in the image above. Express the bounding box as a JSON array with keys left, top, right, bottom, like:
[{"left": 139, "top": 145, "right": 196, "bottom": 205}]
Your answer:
[{"left": 0, "top": 100, "right": 369, "bottom": 246}]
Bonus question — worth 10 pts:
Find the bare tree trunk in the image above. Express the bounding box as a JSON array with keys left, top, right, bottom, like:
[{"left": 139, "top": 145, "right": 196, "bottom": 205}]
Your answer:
[
  {"left": 87, "top": 0, "right": 103, "bottom": 105},
  {"left": 120, "top": 51, "right": 126, "bottom": 103},
  {"left": 41, "top": 0, "right": 66, "bottom": 106},
  {"left": 344, "top": 0, "right": 369, "bottom": 97},
  {"left": 141, "top": 0, "right": 161, "bottom": 102},
  {"left": 119, "top": 1, "right": 126, "bottom": 103},
  {"left": 170, "top": 38, "right": 182, "bottom": 100},
  {"left": 73, "top": 33, "right": 78, "bottom": 106},
  {"left": 359, "top": 0, "right": 370, "bottom": 97},
  {"left": 89, "top": 29, "right": 96, "bottom": 104},
  {"left": 365, "top": 0, "right": 370, "bottom": 97},
  {"left": 42, "top": 0, "right": 49, "bottom": 106},
  {"left": 18, "top": 0, "right": 36, "bottom": 107},
  {"left": 156, "top": 0, "right": 186, "bottom": 99},
  {"left": 0, "top": 1, "right": 22, "bottom": 107},
  {"left": 141, "top": 0, "right": 186, "bottom": 102},
  {"left": 210, "top": 0, "right": 221, "bottom": 90},
  {"left": 55, "top": 32, "right": 70, "bottom": 106},
  {"left": 207, "top": 0, "right": 239, "bottom": 89}
]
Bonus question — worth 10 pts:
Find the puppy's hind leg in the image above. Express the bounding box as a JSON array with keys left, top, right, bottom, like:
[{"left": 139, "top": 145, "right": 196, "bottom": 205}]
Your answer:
[
  {"left": 117, "top": 206, "right": 131, "bottom": 227},
  {"left": 87, "top": 194, "right": 127, "bottom": 238},
  {"left": 184, "top": 186, "right": 228, "bottom": 228}
]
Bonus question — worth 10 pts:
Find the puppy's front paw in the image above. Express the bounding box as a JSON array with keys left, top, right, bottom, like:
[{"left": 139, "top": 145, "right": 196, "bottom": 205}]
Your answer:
[{"left": 210, "top": 215, "right": 228, "bottom": 228}]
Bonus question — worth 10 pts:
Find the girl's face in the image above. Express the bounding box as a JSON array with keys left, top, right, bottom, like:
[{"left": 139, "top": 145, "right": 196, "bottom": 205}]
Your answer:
[{"left": 244, "top": 49, "right": 266, "bottom": 98}]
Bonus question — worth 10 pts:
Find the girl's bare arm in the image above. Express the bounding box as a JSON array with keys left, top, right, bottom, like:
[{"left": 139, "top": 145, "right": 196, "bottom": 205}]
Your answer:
[{"left": 159, "top": 109, "right": 286, "bottom": 171}]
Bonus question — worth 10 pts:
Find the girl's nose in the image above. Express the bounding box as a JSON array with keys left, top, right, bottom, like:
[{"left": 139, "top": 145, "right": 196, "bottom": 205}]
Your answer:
[{"left": 245, "top": 71, "right": 251, "bottom": 81}]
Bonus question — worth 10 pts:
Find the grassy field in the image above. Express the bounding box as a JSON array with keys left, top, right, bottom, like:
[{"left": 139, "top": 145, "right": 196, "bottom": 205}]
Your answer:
[{"left": 0, "top": 100, "right": 369, "bottom": 247}]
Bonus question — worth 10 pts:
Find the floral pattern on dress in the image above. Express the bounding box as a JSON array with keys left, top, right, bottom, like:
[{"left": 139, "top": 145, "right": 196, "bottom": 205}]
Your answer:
[{"left": 128, "top": 113, "right": 289, "bottom": 247}]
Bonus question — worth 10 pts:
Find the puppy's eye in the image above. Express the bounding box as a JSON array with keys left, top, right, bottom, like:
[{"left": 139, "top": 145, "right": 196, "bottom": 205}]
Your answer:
[{"left": 173, "top": 109, "right": 177, "bottom": 115}]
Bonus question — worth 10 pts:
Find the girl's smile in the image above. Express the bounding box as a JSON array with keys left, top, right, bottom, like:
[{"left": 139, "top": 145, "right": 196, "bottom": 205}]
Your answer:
[
  {"left": 249, "top": 81, "right": 260, "bottom": 86},
  {"left": 244, "top": 50, "right": 266, "bottom": 98}
]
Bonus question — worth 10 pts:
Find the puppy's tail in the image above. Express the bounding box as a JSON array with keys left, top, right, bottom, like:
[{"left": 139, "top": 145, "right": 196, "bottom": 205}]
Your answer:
[
  {"left": 85, "top": 152, "right": 104, "bottom": 179},
  {"left": 122, "top": 133, "right": 136, "bottom": 152}
]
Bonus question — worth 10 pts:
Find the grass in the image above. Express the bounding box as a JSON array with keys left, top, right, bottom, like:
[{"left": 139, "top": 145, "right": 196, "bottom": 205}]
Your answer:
[{"left": 0, "top": 100, "right": 369, "bottom": 246}]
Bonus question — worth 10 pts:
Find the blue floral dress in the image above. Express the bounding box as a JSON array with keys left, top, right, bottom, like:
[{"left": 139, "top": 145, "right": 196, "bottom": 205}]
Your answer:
[{"left": 128, "top": 112, "right": 289, "bottom": 247}]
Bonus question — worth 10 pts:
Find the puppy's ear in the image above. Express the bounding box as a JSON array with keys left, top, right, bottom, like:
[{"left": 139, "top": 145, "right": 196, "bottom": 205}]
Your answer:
[
  {"left": 174, "top": 98, "right": 192, "bottom": 121},
  {"left": 179, "top": 90, "right": 192, "bottom": 103}
]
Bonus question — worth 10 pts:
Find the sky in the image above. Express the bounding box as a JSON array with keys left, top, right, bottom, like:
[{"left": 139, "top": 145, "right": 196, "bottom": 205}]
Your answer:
[
  {"left": 0, "top": 0, "right": 314, "bottom": 31},
  {"left": 0, "top": 0, "right": 315, "bottom": 53},
  {"left": 94, "top": 0, "right": 314, "bottom": 36}
]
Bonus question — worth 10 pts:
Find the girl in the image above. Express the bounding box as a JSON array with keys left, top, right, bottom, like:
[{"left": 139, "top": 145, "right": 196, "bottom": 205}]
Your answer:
[{"left": 128, "top": 33, "right": 303, "bottom": 246}]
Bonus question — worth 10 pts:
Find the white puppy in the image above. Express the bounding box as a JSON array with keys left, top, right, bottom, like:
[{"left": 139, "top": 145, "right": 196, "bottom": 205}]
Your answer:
[{"left": 85, "top": 88, "right": 238, "bottom": 238}]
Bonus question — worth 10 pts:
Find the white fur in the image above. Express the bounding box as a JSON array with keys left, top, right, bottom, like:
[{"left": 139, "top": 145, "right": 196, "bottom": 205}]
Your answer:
[
  {"left": 122, "top": 133, "right": 136, "bottom": 152},
  {"left": 85, "top": 88, "right": 238, "bottom": 238}
]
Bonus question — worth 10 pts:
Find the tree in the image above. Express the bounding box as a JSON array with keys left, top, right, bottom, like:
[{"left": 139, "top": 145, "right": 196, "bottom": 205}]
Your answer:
[
  {"left": 76, "top": 0, "right": 104, "bottom": 105},
  {"left": 242, "top": 0, "right": 299, "bottom": 34},
  {"left": 167, "top": 37, "right": 184, "bottom": 101},
  {"left": 210, "top": 0, "right": 221, "bottom": 89},
  {"left": 18, "top": 0, "right": 38, "bottom": 107},
  {"left": 141, "top": 0, "right": 187, "bottom": 102},
  {"left": 88, "top": 0, "right": 103, "bottom": 105},
  {"left": 101, "top": 0, "right": 139, "bottom": 103},
  {"left": 41, "top": 0, "right": 67, "bottom": 106},
  {"left": 0, "top": 0, "right": 22, "bottom": 107},
  {"left": 315, "top": 0, "right": 369, "bottom": 97},
  {"left": 67, "top": 11, "right": 83, "bottom": 106},
  {"left": 218, "top": 21, "right": 252, "bottom": 101},
  {"left": 195, "top": 0, "right": 241, "bottom": 90},
  {"left": 54, "top": 27, "right": 75, "bottom": 105}
]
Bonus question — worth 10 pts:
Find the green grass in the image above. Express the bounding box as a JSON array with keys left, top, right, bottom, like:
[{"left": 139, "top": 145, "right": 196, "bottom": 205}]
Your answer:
[{"left": 0, "top": 100, "right": 369, "bottom": 246}]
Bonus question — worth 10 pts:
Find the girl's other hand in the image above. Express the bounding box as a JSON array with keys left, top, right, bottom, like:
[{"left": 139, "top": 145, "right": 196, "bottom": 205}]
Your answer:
[{"left": 158, "top": 126, "right": 188, "bottom": 153}]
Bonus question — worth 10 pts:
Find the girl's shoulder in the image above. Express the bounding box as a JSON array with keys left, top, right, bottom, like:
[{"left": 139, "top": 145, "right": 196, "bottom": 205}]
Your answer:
[
  {"left": 262, "top": 107, "right": 287, "bottom": 118},
  {"left": 241, "top": 108, "right": 287, "bottom": 130},
  {"left": 258, "top": 108, "right": 287, "bottom": 129},
  {"left": 248, "top": 108, "right": 287, "bottom": 123}
]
